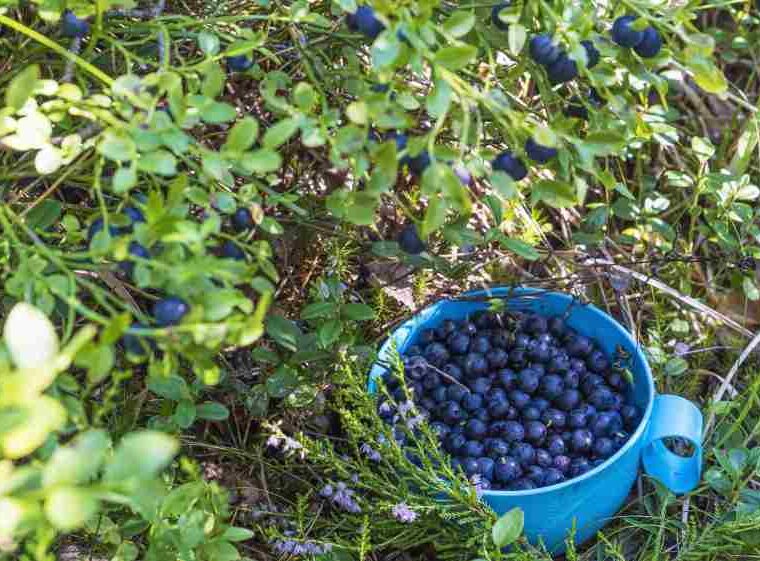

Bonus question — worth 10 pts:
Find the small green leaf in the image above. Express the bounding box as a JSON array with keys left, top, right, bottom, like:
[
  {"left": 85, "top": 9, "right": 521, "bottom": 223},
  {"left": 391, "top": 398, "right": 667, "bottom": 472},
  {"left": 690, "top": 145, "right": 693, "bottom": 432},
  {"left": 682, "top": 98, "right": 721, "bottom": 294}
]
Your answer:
[
  {"left": 664, "top": 357, "right": 688, "bottom": 377},
  {"left": 103, "top": 431, "right": 179, "bottom": 482},
  {"left": 240, "top": 148, "right": 282, "bottom": 174},
  {"left": 198, "top": 31, "right": 220, "bottom": 55},
  {"left": 6, "top": 65, "right": 39, "bottom": 110},
  {"left": 112, "top": 166, "right": 137, "bottom": 193},
  {"left": 224, "top": 117, "right": 259, "bottom": 152},
  {"left": 371, "top": 34, "right": 401, "bottom": 68},
  {"left": 263, "top": 118, "right": 300, "bottom": 148},
  {"left": 266, "top": 364, "right": 299, "bottom": 398},
  {"left": 45, "top": 487, "right": 98, "bottom": 531},
  {"left": 421, "top": 197, "right": 448, "bottom": 238},
  {"left": 293, "top": 82, "right": 317, "bottom": 112},
  {"left": 300, "top": 302, "right": 338, "bottom": 320},
  {"left": 173, "top": 400, "right": 196, "bottom": 429},
  {"left": 265, "top": 315, "right": 302, "bottom": 351},
  {"left": 26, "top": 200, "right": 62, "bottom": 231},
  {"left": 342, "top": 303, "right": 375, "bottom": 321},
  {"left": 137, "top": 150, "right": 177, "bottom": 176},
  {"left": 196, "top": 402, "right": 230, "bottom": 421},
  {"left": 507, "top": 24, "right": 527, "bottom": 55},
  {"left": 502, "top": 238, "right": 539, "bottom": 261},
  {"left": 318, "top": 319, "right": 343, "bottom": 347},
  {"left": 203, "top": 102, "right": 238, "bottom": 124},
  {"left": 743, "top": 277, "right": 760, "bottom": 301},
  {"left": 443, "top": 11, "right": 475, "bottom": 38},
  {"left": 98, "top": 130, "right": 137, "bottom": 162},
  {"left": 532, "top": 179, "right": 576, "bottom": 208},
  {"left": 492, "top": 507, "right": 523, "bottom": 548},
  {"left": 434, "top": 45, "right": 477, "bottom": 70},
  {"left": 222, "top": 527, "right": 255, "bottom": 542},
  {"left": 688, "top": 58, "right": 728, "bottom": 94}
]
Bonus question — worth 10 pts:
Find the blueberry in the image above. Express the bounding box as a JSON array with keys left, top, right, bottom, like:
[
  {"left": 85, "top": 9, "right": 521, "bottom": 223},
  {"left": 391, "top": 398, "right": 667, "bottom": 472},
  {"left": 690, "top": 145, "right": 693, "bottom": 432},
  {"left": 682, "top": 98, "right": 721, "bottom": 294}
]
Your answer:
[
  {"left": 462, "top": 458, "right": 480, "bottom": 477},
  {"left": 589, "top": 412, "right": 617, "bottom": 437},
  {"left": 226, "top": 55, "right": 253, "bottom": 72},
  {"left": 511, "top": 442, "right": 536, "bottom": 467},
  {"left": 524, "top": 421, "right": 547, "bottom": 444},
  {"left": 568, "top": 409, "right": 589, "bottom": 429},
  {"left": 464, "top": 440, "right": 486, "bottom": 458},
  {"left": 522, "top": 405, "right": 541, "bottom": 421},
  {"left": 410, "top": 382, "right": 423, "bottom": 399},
  {"left": 546, "top": 434, "right": 565, "bottom": 456},
  {"left": 499, "top": 421, "right": 522, "bottom": 443},
  {"left": 494, "top": 457, "right": 522, "bottom": 483},
  {"left": 153, "top": 297, "right": 190, "bottom": 326},
  {"left": 458, "top": 321, "right": 478, "bottom": 336},
  {"left": 548, "top": 317, "right": 566, "bottom": 338},
  {"left": 488, "top": 398, "right": 512, "bottom": 420},
  {"left": 570, "top": 429, "right": 594, "bottom": 454},
  {"left": 397, "top": 223, "right": 426, "bottom": 254},
  {"left": 472, "top": 311, "right": 495, "bottom": 329},
  {"left": 508, "top": 348, "right": 527, "bottom": 367},
  {"left": 465, "top": 419, "right": 488, "bottom": 440},
  {"left": 581, "top": 39, "right": 600, "bottom": 68},
  {"left": 563, "top": 370, "right": 580, "bottom": 389},
  {"left": 634, "top": 27, "right": 662, "bottom": 58},
  {"left": 525, "top": 138, "right": 558, "bottom": 164},
  {"left": 611, "top": 15, "right": 644, "bottom": 48},
  {"left": 407, "top": 345, "right": 422, "bottom": 356},
  {"left": 621, "top": 404, "right": 640, "bottom": 429},
  {"left": 487, "top": 439, "right": 510, "bottom": 458},
  {"left": 555, "top": 389, "right": 581, "bottom": 411},
  {"left": 564, "top": 98, "right": 589, "bottom": 120},
  {"left": 434, "top": 319, "right": 457, "bottom": 341},
  {"left": 569, "top": 358, "right": 587, "bottom": 372},
  {"left": 445, "top": 432, "right": 466, "bottom": 455},
  {"left": 530, "top": 397, "right": 551, "bottom": 412},
  {"left": 233, "top": 208, "right": 255, "bottom": 231},
  {"left": 513, "top": 332, "right": 530, "bottom": 348},
  {"left": 581, "top": 373, "right": 606, "bottom": 396},
  {"left": 535, "top": 448, "right": 553, "bottom": 468},
  {"left": 348, "top": 6, "right": 386, "bottom": 39},
  {"left": 593, "top": 437, "right": 615, "bottom": 459},
  {"left": 508, "top": 390, "right": 531, "bottom": 410},
  {"left": 221, "top": 240, "right": 246, "bottom": 260},
  {"left": 61, "top": 10, "right": 90, "bottom": 38},
  {"left": 543, "top": 468, "right": 565, "bottom": 486},
  {"left": 497, "top": 368, "right": 518, "bottom": 390},
  {"left": 548, "top": 354, "right": 571, "bottom": 374},
  {"left": 539, "top": 374, "right": 564, "bottom": 399},
  {"left": 477, "top": 457, "right": 495, "bottom": 480},
  {"left": 420, "top": 397, "right": 436, "bottom": 412},
  {"left": 613, "top": 432, "right": 630, "bottom": 450},
  {"left": 569, "top": 457, "right": 591, "bottom": 477},
  {"left": 528, "top": 34, "right": 562, "bottom": 66},
  {"left": 464, "top": 352, "right": 489, "bottom": 377},
  {"left": 491, "top": 2, "right": 510, "bottom": 30},
  {"left": 492, "top": 150, "right": 528, "bottom": 181},
  {"left": 468, "top": 377, "right": 491, "bottom": 395},
  {"left": 527, "top": 341, "right": 551, "bottom": 363},
  {"left": 486, "top": 348, "right": 509, "bottom": 369},
  {"left": 442, "top": 402, "right": 466, "bottom": 425},
  {"left": 514, "top": 368, "right": 537, "bottom": 394},
  {"left": 424, "top": 342, "right": 450, "bottom": 366},
  {"left": 541, "top": 408, "right": 567, "bottom": 429},
  {"left": 470, "top": 335, "right": 492, "bottom": 354},
  {"left": 122, "top": 323, "right": 149, "bottom": 356},
  {"left": 553, "top": 455, "right": 571, "bottom": 473},
  {"left": 473, "top": 408, "right": 491, "bottom": 424},
  {"left": 586, "top": 350, "right": 610, "bottom": 373},
  {"left": 461, "top": 392, "right": 484, "bottom": 412},
  {"left": 447, "top": 332, "right": 470, "bottom": 355},
  {"left": 589, "top": 387, "right": 616, "bottom": 410},
  {"left": 404, "top": 356, "right": 428, "bottom": 380},
  {"left": 525, "top": 465, "right": 546, "bottom": 485},
  {"left": 87, "top": 217, "right": 121, "bottom": 242},
  {"left": 546, "top": 53, "right": 578, "bottom": 85},
  {"left": 565, "top": 335, "right": 593, "bottom": 357},
  {"left": 442, "top": 363, "right": 464, "bottom": 381},
  {"left": 370, "top": 83, "right": 390, "bottom": 93},
  {"left": 525, "top": 315, "right": 548, "bottom": 335},
  {"left": 491, "top": 330, "right": 511, "bottom": 349},
  {"left": 124, "top": 206, "right": 145, "bottom": 225},
  {"left": 487, "top": 388, "right": 508, "bottom": 402},
  {"left": 119, "top": 241, "right": 151, "bottom": 276},
  {"left": 408, "top": 150, "right": 431, "bottom": 176},
  {"left": 422, "top": 372, "right": 441, "bottom": 391},
  {"left": 509, "top": 478, "right": 536, "bottom": 491},
  {"left": 606, "top": 371, "right": 626, "bottom": 391}
]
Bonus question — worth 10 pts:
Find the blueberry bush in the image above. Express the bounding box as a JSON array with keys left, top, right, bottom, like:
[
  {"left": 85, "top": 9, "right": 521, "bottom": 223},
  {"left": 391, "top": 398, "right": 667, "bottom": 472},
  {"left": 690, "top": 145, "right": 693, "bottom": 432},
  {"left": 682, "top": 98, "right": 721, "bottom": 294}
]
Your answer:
[{"left": 1, "top": 0, "right": 760, "bottom": 559}]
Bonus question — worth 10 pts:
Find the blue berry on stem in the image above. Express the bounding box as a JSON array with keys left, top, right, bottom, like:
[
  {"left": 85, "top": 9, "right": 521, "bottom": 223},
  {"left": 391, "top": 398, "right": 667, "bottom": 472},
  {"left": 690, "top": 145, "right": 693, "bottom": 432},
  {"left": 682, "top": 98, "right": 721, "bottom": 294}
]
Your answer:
[
  {"left": 221, "top": 240, "right": 246, "bottom": 260},
  {"left": 348, "top": 6, "right": 386, "bottom": 40},
  {"left": 397, "top": 223, "right": 426, "bottom": 255},
  {"left": 464, "top": 440, "right": 485, "bottom": 458},
  {"left": 226, "top": 55, "right": 253, "bottom": 72},
  {"left": 62, "top": 10, "right": 90, "bottom": 38},
  {"left": 491, "top": 2, "right": 511, "bottom": 30},
  {"left": 492, "top": 150, "right": 527, "bottom": 181},
  {"left": 581, "top": 39, "right": 600, "bottom": 68},
  {"left": 546, "top": 53, "right": 578, "bottom": 84},
  {"left": 611, "top": 15, "right": 644, "bottom": 48},
  {"left": 634, "top": 27, "right": 663, "bottom": 58},
  {"left": 525, "top": 137, "right": 558, "bottom": 163},
  {"left": 153, "top": 296, "right": 190, "bottom": 326},
  {"left": 232, "top": 208, "right": 254, "bottom": 231},
  {"left": 477, "top": 457, "right": 495, "bottom": 480},
  {"left": 529, "top": 34, "right": 562, "bottom": 66}
]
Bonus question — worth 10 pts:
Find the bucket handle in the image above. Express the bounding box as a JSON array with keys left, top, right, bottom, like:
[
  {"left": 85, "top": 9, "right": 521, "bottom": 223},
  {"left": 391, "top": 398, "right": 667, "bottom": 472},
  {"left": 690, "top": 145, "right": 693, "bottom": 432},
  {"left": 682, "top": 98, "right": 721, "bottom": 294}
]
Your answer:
[{"left": 641, "top": 394, "right": 703, "bottom": 494}]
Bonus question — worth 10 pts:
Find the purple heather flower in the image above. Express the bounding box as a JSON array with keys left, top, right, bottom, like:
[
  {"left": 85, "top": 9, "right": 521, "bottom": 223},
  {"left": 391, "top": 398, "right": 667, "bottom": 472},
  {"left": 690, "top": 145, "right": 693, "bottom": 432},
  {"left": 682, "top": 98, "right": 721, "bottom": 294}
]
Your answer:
[
  {"left": 392, "top": 502, "right": 418, "bottom": 523},
  {"left": 470, "top": 475, "right": 485, "bottom": 498},
  {"left": 397, "top": 400, "right": 414, "bottom": 417},
  {"left": 379, "top": 401, "right": 393, "bottom": 415},
  {"left": 674, "top": 342, "right": 690, "bottom": 356},
  {"left": 360, "top": 443, "right": 382, "bottom": 462},
  {"left": 320, "top": 484, "right": 334, "bottom": 498},
  {"left": 272, "top": 540, "right": 332, "bottom": 556},
  {"left": 350, "top": 473, "right": 359, "bottom": 484},
  {"left": 266, "top": 435, "right": 281, "bottom": 448},
  {"left": 406, "top": 414, "right": 425, "bottom": 430},
  {"left": 332, "top": 486, "right": 361, "bottom": 513}
]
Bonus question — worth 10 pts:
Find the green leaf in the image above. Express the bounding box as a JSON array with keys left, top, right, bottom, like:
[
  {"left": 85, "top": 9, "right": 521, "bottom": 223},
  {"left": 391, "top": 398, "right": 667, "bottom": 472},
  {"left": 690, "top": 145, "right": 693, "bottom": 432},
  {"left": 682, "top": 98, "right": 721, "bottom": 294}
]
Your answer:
[
  {"left": 262, "top": 118, "right": 300, "bottom": 148},
  {"left": 104, "top": 431, "right": 179, "bottom": 482},
  {"left": 137, "top": 150, "right": 177, "bottom": 176},
  {"left": 300, "top": 301, "right": 338, "bottom": 320},
  {"left": 162, "top": 481, "right": 205, "bottom": 516},
  {"left": 502, "top": 238, "right": 539, "bottom": 261},
  {"left": 202, "top": 102, "right": 238, "bottom": 124},
  {"left": 743, "top": 277, "right": 760, "bottom": 301},
  {"left": 434, "top": 45, "right": 477, "bottom": 70},
  {"left": 342, "top": 303, "right": 375, "bottom": 321},
  {"left": 293, "top": 82, "right": 317, "bottom": 112},
  {"left": 222, "top": 527, "right": 255, "bottom": 542},
  {"left": 426, "top": 79, "right": 452, "bottom": 119},
  {"left": 112, "top": 166, "right": 137, "bottom": 193},
  {"left": 26, "top": 200, "right": 62, "bottom": 231},
  {"left": 148, "top": 374, "right": 189, "bottom": 401},
  {"left": 240, "top": 148, "right": 282, "bottom": 174},
  {"left": 492, "top": 507, "right": 523, "bottom": 548},
  {"left": 45, "top": 487, "right": 98, "bottom": 531},
  {"left": 197, "top": 31, "right": 220, "bottom": 55},
  {"left": 688, "top": 58, "right": 728, "bottom": 94},
  {"left": 265, "top": 315, "right": 302, "bottom": 351},
  {"left": 443, "top": 11, "right": 475, "bottom": 38},
  {"left": 196, "top": 402, "right": 230, "bottom": 421},
  {"left": 43, "top": 430, "right": 110, "bottom": 487},
  {"left": 6, "top": 65, "right": 39, "bottom": 110},
  {"left": 173, "top": 400, "right": 196, "bottom": 429},
  {"left": 317, "top": 319, "right": 343, "bottom": 348},
  {"left": 74, "top": 343, "right": 115, "bottom": 384},
  {"left": 266, "top": 364, "right": 299, "bottom": 398},
  {"left": 201, "top": 62, "right": 226, "bottom": 99},
  {"left": 531, "top": 179, "right": 576, "bottom": 208},
  {"left": 224, "top": 117, "right": 259, "bottom": 152},
  {"left": 421, "top": 197, "right": 448, "bottom": 237},
  {"left": 371, "top": 34, "right": 401, "bottom": 68},
  {"left": 200, "top": 540, "right": 240, "bottom": 561},
  {"left": 664, "top": 357, "right": 688, "bottom": 377},
  {"left": 98, "top": 130, "right": 137, "bottom": 162},
  {"left": 507, "top": 23, "right": 527, "bottom": 55},
  {"left": 491, "top": 171, "right": 518, "bottom": 199}
]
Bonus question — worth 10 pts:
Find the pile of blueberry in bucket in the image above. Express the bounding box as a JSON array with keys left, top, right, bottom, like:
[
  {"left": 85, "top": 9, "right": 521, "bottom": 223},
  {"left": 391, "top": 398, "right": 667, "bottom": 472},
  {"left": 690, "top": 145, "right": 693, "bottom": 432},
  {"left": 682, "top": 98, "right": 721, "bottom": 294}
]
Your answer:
[{"left": 378, "top": 310, "right": 642, "bottom": 491}]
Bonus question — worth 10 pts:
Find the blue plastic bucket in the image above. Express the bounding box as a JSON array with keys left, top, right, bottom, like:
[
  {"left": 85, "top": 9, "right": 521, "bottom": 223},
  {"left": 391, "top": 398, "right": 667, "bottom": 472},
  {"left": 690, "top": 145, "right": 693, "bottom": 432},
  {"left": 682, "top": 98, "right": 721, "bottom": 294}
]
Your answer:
[{"left": 369, "top": 287, "right": 703, "bottom": 552}]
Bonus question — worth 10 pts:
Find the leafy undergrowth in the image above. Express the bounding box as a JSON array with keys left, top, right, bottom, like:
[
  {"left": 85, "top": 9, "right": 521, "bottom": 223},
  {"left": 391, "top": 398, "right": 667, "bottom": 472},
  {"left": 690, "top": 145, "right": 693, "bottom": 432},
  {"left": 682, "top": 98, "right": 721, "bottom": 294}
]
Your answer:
[{"left": 1, "top": 0, "right": 760, "bottom": 560}]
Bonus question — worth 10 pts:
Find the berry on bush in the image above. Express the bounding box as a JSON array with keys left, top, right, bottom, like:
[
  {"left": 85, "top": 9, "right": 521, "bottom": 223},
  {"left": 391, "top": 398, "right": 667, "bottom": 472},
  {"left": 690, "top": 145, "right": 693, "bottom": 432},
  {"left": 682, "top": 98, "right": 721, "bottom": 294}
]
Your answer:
[
  {"left": 529, "top": 35, "right": 561, "bottom": 66},
  {"left": 226, "top": 55, "right": 253, "bottom": 72},
  {"left": 61, "top": 10, "right": 90, "bottom": 38},
  {"left": 397, "top": 223, "right": 426, "bottom": 254},
  {"left": 232, "top": 208, "right": 254, "bottom": 231},
  {"left": 525, "top": 138, "right": 558, "bottom": 163},
  {"left": 581, "top": 39, "right": 601, "bottom": 68},
  {"left": 492, "top": 150, "right": 527, "bottom": 181},
  {"left": 546, "top": 53, "right": 578, "bottom": 84},
  {"left": 491, "top": 2, "right": 511, "bottom": 31},
  {"left": 634, "top": 26, "right": 663, "bottom": 58},
  {"left": 153, "top": 296, "right": 190, "bottom": 326},
  {"left": 347, "top": 6, "right": 386, "bottom": 40},
  {"left": 611, "top": 15, "right": 644, "bottom": 48}
]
